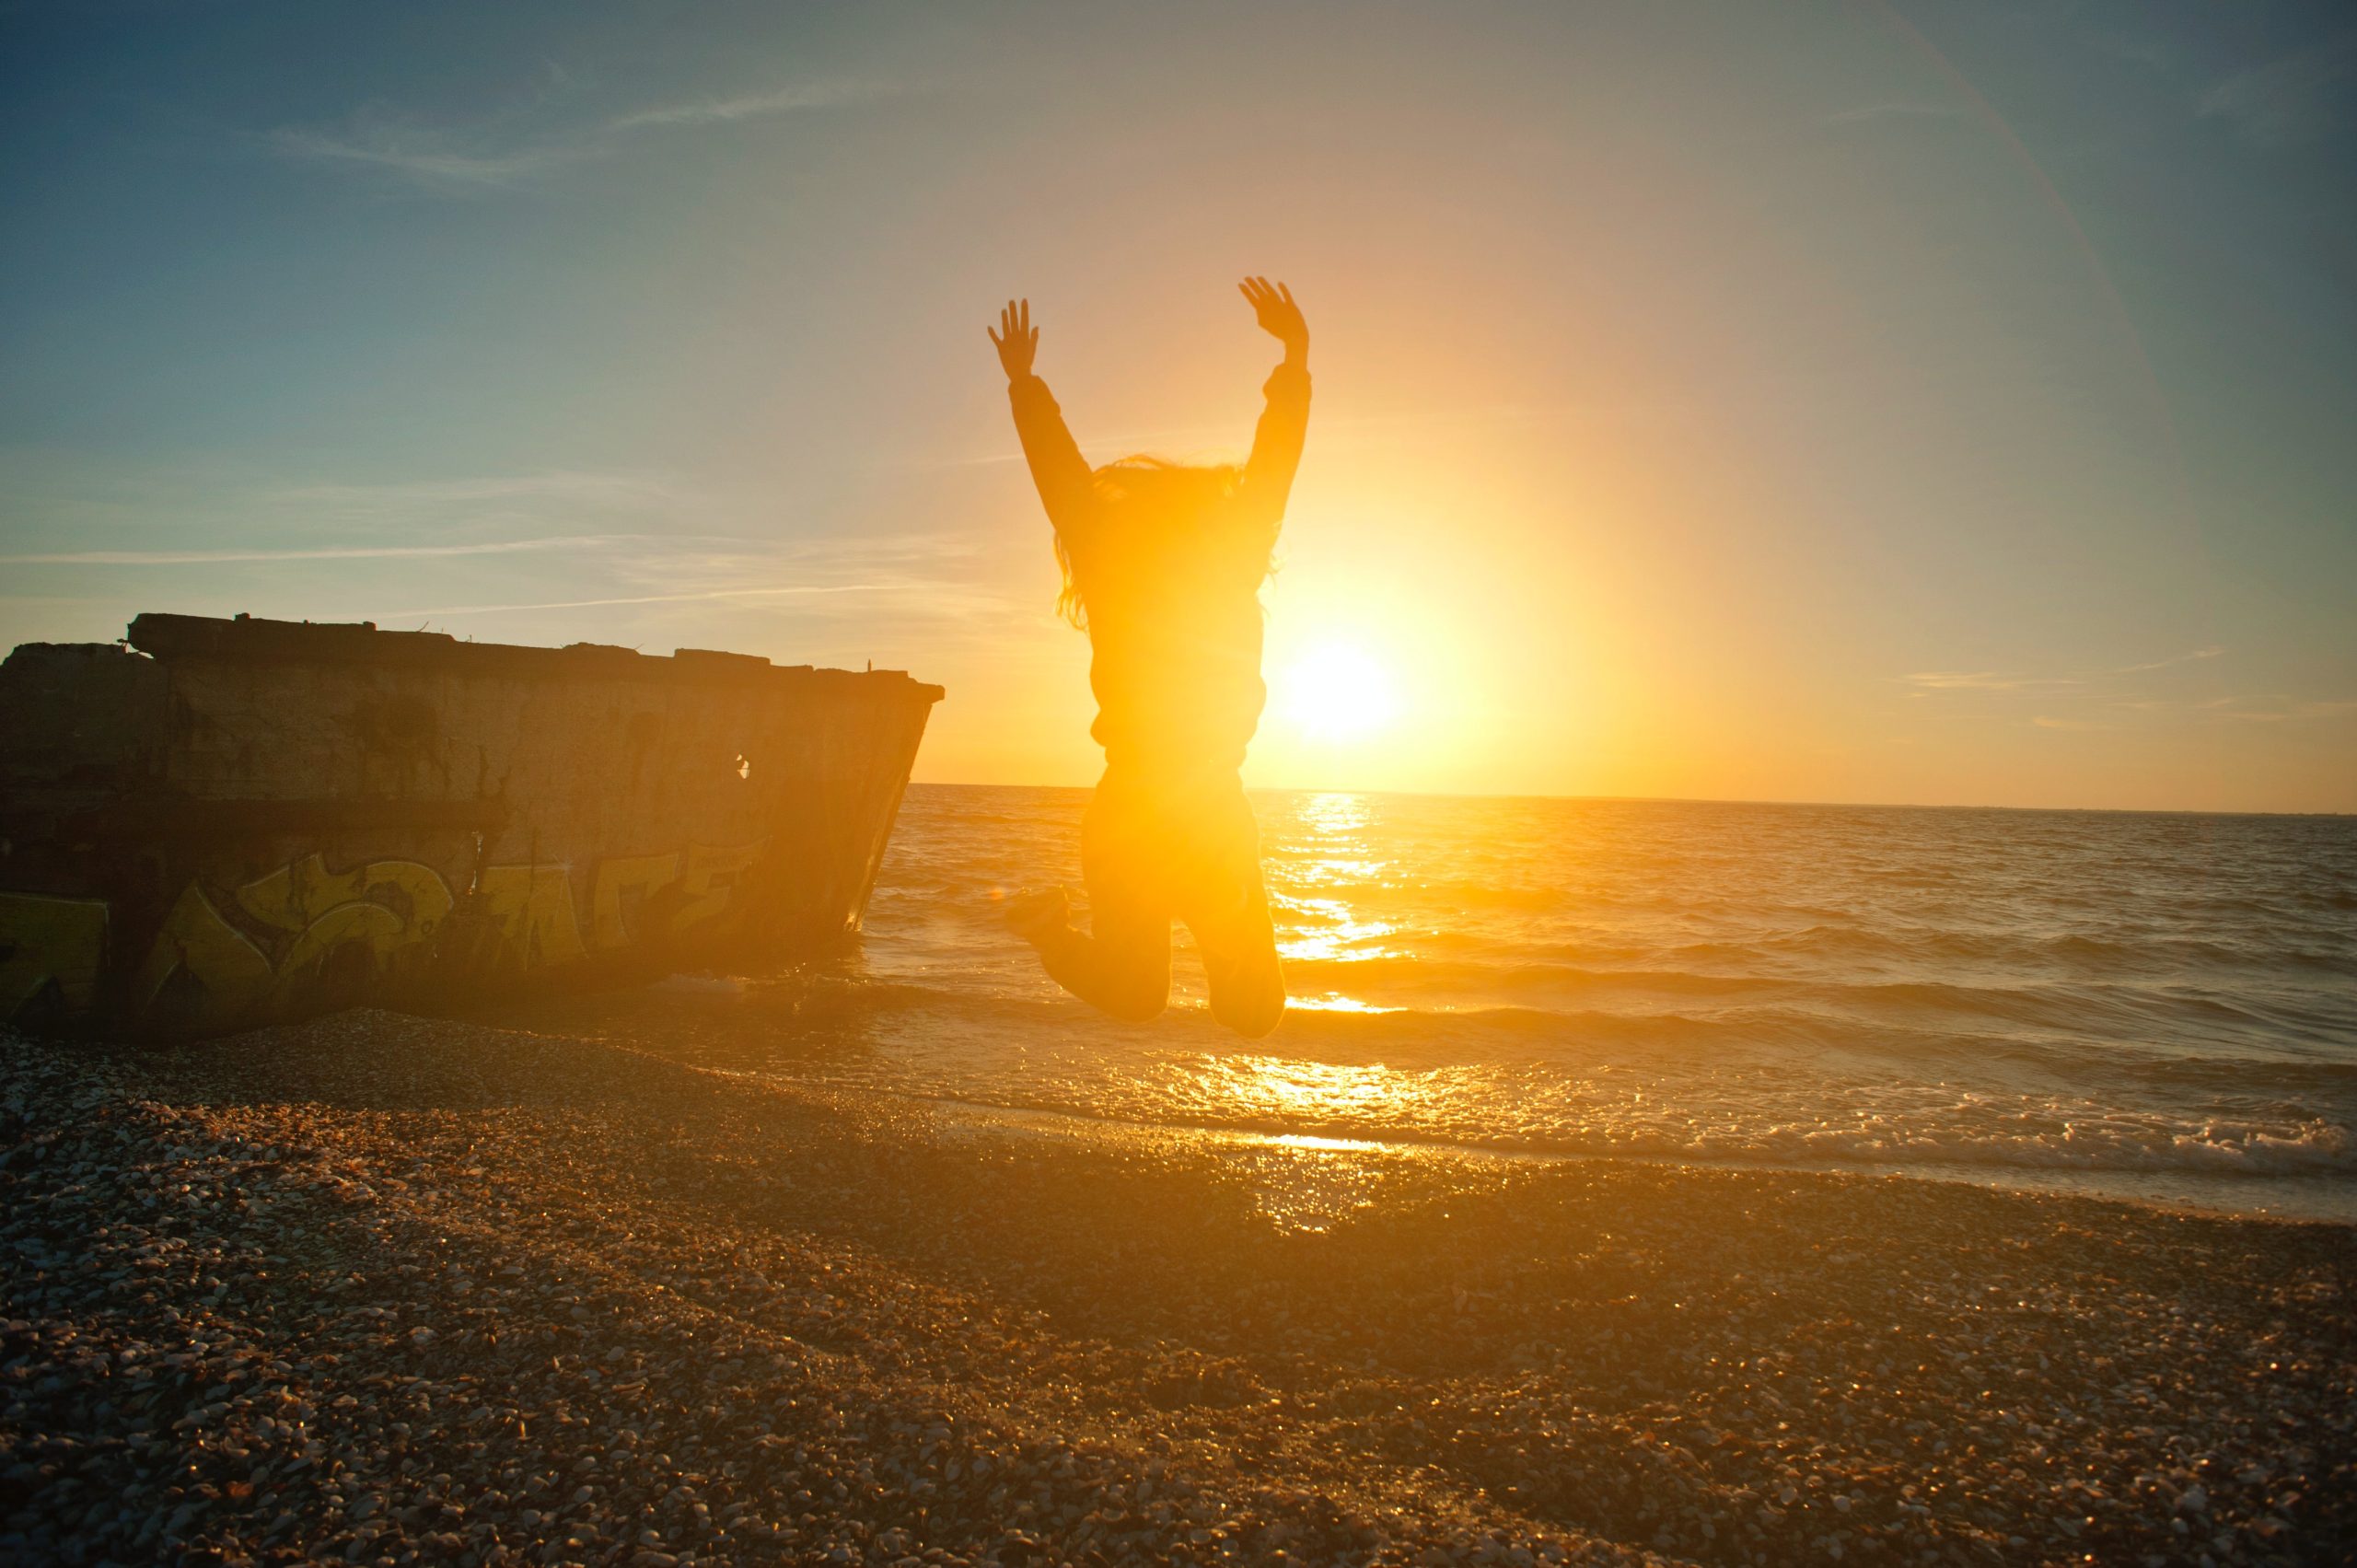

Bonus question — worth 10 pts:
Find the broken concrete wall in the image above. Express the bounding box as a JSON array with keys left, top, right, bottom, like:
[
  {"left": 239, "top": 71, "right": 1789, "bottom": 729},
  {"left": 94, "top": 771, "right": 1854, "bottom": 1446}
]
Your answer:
[{"left": 0, "top": 613, "right": 941, "bottom": 1037}]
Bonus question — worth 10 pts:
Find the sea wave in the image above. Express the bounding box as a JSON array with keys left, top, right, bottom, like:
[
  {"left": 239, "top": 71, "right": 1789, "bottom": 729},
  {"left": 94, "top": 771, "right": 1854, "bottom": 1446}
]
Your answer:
[
  {"left": 894, "top": 1078, "right": 2357, "bottom": 1181},
  {"left": 795, "top": 785, "right": 2357, "bottom": 1214}
]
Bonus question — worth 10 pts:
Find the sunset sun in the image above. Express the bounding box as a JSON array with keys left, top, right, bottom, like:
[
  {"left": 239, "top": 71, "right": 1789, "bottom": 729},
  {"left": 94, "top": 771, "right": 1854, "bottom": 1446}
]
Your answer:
[{"left": 1282, "top": 640, "right": 1399, "bottom": 741}]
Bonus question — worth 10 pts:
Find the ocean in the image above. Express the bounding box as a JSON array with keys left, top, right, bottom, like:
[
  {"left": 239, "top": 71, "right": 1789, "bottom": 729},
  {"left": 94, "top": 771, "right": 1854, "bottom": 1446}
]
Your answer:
[{"left": 564, "top": 784, "right": 2357, "bottom": 1222}]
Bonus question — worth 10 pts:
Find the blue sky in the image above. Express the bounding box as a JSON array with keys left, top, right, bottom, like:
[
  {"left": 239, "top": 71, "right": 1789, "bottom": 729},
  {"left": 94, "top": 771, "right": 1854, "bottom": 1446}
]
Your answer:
[{"left": 2, "top": 1, "right": 2351, "bottom": 809}]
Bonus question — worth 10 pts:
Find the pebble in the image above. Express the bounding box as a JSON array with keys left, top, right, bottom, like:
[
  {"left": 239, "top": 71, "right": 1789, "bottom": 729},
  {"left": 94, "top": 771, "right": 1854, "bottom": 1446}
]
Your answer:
[{"left": 1, "top": 1014, "right": 2351, "bottom": 1566}]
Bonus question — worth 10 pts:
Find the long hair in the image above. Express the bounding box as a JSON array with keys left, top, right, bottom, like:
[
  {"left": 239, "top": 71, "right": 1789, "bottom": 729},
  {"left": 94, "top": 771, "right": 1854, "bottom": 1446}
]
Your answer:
[{"left": 1056, "top": 457, "right": 1249, "bottom": 630}]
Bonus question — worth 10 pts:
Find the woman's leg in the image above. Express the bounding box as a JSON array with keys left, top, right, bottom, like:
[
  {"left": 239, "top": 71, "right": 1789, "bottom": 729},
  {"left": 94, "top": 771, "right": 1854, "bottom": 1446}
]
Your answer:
[
  {"left": 1176, "top": 783, "right": 1287, "bottom": 1040},
  {"left": 1017, "top": 778, "right": 1172, "bottom": 1022}
]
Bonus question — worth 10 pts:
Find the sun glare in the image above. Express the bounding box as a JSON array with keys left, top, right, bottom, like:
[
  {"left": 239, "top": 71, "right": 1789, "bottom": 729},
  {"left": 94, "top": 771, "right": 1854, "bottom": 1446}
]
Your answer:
[{"left": 1282, "top": 642, "right": 1399, "bottom": 742}]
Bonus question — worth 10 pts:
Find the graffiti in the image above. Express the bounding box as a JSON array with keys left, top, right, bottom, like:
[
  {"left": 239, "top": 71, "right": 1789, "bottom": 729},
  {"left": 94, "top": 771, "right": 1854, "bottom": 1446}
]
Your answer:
[
  {"left": 476, "top": 865, "right": 587, "bottom": 968},
  {"left": 238, "top": 854, "right": 452, "bottom": 941},
  {"left": 130, "top": 884, "right": 274, "bottom": 1027},
  {"left": 586, "top": 839, "right": 772, "bottom": 948},
  {"left": 679, "top": 840, "right": 766, "bottom": 929},
  {"left": 1, "top": 840, "right": 770, "bottom": 1027},
  {"left": 0, "top": 893, "right": 109, "bottom": 1016},
  {"left": 590, "top": 853, "right": 680, "bottom": 951},
  {"left": 125, "top": 856, "right": 453, "bottom": 1026}
]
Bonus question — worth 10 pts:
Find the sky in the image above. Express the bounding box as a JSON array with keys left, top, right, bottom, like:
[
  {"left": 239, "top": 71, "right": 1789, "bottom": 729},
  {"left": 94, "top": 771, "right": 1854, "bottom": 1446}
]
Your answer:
[{"left": 2, "top": 0, "right": 2351, "bottom": 812}]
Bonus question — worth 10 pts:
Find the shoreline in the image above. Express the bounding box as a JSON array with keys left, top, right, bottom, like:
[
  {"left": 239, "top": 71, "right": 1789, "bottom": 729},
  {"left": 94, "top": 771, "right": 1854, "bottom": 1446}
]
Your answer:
[
  {"left": 826, "top": 1090, "right": 2357, "bottom": 1227},
  {"left": 5, "top": 1011, "right": 2352, "bottom": 1566}
]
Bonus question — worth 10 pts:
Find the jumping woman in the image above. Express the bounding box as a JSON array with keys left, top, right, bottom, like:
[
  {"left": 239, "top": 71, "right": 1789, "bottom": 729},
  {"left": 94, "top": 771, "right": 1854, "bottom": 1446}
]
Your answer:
[{"left": 989, "top": 278, "right": 1311, "bottom": 1040}]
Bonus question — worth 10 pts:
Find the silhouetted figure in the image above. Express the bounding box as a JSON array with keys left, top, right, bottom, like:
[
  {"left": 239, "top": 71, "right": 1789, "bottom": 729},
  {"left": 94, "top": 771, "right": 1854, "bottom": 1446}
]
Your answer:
[{"left": 990, "top": 280, "right": 1311, "bottom": 1039}]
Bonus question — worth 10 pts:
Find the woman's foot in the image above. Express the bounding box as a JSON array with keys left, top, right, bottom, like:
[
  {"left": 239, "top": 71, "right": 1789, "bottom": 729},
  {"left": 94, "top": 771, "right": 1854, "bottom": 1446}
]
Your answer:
[{"left": 1002, "top": 886, "right": 1072, "bottom": 945}]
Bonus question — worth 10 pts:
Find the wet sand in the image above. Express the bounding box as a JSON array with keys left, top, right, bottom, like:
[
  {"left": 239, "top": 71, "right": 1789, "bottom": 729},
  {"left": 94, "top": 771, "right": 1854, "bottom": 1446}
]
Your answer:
[{"left": 3, "top": 1013, "right": 2351, "bottom": 1566}]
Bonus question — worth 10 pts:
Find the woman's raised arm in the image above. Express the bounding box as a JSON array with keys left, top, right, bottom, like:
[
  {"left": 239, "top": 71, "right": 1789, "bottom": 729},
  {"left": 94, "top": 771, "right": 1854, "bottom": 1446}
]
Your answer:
[
  {"left": 1238, "top": 278, "right": 1311, "bottom": 521},
  {"left": 992, "top": 298, "right": 1095, "bottom": 539}
]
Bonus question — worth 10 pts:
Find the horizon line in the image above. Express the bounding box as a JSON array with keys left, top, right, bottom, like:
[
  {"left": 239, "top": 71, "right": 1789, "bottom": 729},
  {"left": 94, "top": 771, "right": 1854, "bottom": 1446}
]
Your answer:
[{"left": 904, "top": 777, "right": 2355, "bottom": 819}]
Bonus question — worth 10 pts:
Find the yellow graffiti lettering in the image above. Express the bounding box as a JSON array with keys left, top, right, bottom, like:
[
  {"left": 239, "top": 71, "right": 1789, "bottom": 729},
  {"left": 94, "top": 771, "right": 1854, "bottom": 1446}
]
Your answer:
[
  {"left": 133, "top": 885, "right": 273, "bottom": 1024},
  {"left": 475, "top": 865, "right": 587, "bottom": 968},
  {"left": 675, "top": 840, "right": 768, "bottom": 929},
  {"left": 237, "top": 854, "right": 359, "bottom": 932},
  {"left": 590, "top": 853, "right": 679, "bottom": 950},
  {"left": 0, "top": 893, "right": 110, "bottom": 1017},
  {"left": 238, "top": 854, "right": 451, "bottom": 947},
  {"left": 273, "top": 901, "right": 407, "bottom": 994}
]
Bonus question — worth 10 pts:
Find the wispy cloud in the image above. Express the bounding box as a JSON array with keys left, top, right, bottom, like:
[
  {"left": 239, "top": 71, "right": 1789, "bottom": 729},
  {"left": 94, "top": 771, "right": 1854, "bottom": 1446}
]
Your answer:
[
  {"left": 1902, "top": 647, "right": 2350, "bottom": 729},
  {"left": 1901, "top": 645, "right": 2222, "bottom": 695},
  {"left": 2198, "top": 696, "right": 2357, "bottom": 725},
  {"left": 0, "top": 536, "right": 607, "bottom": 567},
  {"left": 2111, "top": 645, "right": 2224, "bottom": 675},
  {"left": 2198, "top": 30, "right": 2355, "bottom": 149},
  {"left": 0, "top": 451, "right": 1033, "bottom": 652},
  {"left": 378, "top": 582, "right": 910, "bottom": 617},
  {"left": 1902, "top": 668, "right": 2042, "bottom": 693},
  {"left": 270, "top": 76, "right": 904, "bottom": 193},
  {"left": 267, "top": 117, "right": 582, "bottom": 192},
  {"left": 369, "top": 525, "right": 1025, "bottom": 632},
  {"left": 610, "top": 80, "right": 898, "bottom": 131},
  {"left": 1, "top": 467, "right": 698, "bottom": 570},
  {"left": 266, "top": 471, "right": 686, "bottom": 523}
]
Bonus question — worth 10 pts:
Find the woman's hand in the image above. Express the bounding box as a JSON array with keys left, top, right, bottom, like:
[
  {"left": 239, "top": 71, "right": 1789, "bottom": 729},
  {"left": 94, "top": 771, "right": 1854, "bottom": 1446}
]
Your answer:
[
  {"left": 1239, "top": 276, "right": 1308, "bottom": 361},
  {"left": 988, "top": 298, "right": 1039, "bottom": 381}
]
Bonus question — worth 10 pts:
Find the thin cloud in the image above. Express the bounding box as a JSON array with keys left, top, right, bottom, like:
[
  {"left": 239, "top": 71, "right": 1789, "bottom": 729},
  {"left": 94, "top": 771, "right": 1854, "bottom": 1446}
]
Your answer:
[
  {"left": 266, "top": 122, "right": 579, "bottom": 191},
  {"left": 270, "top": 77, "right": 906, "bottom": 193},
  {"left": 610, "top": 80, "right": 898, "bottom": 131},
  {"left": 2200, "top": 695, "right": 2357, "bottom": 725},
  {"left": 1902, "top": 669, "right": 2044, "bottom": 692},
  {"left": 1901, "top": 645, "right": 2223, "bottom": 695},
  {"left": 0, "top": 537, "right": 605, "bottom": 567},
  {"left": 381, "top": 583, "right": 907, "bottom": 617},
  {"left": 2110, "top": 645, "right": 2223, "bottom": 675},
  {"left": 1905, "top": 648, "right": 2350, "bottom": 728},
  {"left": 377, "top": 527, "right": 1017, "bottom": 619},
  {"left": 2198, "top": 30, "right": 2355, "bottom": 149},
  {"left": 269, "top": 472, "right": 686, "bottom": 520}
]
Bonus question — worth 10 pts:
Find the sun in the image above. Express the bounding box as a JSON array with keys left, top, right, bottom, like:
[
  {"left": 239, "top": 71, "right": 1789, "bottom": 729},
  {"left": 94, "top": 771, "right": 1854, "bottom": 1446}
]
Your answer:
[{"left": 1281, "top": 641, "right": 1399, "bottom": 741}]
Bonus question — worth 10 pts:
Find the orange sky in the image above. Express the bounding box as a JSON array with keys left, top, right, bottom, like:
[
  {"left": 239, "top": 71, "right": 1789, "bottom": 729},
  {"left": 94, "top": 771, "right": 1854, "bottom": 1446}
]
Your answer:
[{"left": 3, "top": 4, "right": 2351, "bottom": 811}]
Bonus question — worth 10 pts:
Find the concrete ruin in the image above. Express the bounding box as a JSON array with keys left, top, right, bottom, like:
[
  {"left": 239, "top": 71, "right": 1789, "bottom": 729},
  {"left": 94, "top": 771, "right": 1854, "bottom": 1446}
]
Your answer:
[{"left": 0, "top": 613, "right": 942, "bottom": 1037}]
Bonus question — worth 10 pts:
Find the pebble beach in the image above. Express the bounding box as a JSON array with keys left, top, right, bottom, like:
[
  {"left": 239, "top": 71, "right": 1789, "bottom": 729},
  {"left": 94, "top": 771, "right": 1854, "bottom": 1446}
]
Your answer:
[{"left": 3, "top": 1013, "right": 2351, "bottom": 1568}]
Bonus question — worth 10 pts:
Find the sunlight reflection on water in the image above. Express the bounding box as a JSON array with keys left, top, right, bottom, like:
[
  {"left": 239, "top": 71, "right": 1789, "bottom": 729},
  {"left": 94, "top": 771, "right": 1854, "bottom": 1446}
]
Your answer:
[
  {"left": 1284, "top": 994, "right": 1399, "bottom": 1014},
  {"left": 564, "top": 786, "right": 2357, "bottom": 1222}
]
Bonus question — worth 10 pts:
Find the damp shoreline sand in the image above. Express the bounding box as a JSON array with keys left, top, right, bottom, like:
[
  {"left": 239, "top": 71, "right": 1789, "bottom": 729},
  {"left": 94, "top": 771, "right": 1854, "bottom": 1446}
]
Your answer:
[{"left": 4, "top": 1012, "right": 2352, "bottom": 1567}]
